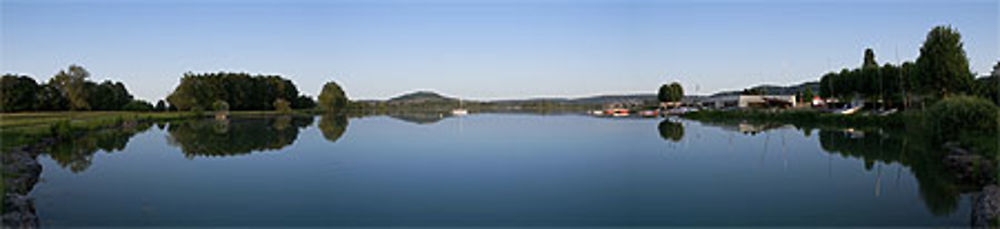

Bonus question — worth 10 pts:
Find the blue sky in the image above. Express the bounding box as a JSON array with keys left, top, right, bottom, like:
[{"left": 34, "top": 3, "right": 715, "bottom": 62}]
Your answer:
[{"left": 2, "top": 0, "right": 996, "bottom": 101}]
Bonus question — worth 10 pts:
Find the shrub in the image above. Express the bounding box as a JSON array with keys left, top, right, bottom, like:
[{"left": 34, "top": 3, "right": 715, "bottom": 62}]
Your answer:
[
  {"left": 926, "top": 95, "right": 1000, "bottom": 142},
  {"left": 212, "top": 100, "right": 230, "bottom": 112},
  {"left": 273, "top": 99, "right": 292, "bottom": 114}
]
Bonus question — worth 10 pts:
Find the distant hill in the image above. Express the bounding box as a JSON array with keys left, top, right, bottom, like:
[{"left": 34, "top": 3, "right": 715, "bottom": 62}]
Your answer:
[
  {"left": 492, "top": 94, "right": 658, "bottom": 105},
  {"left": 710, "top": 81, "right": 820, "bottom": 97},
  {"left": 386, "top": 91, "right": 458, "bottom": 105}
]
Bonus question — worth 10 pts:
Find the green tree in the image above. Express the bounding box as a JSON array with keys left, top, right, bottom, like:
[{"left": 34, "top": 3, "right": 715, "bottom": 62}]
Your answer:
[
  {"left": 166, "top": 72, "right": 306, "bottom": 111},
  {"left": 915, "top": 26, "right": 973, "bottom": 98},
  {"left": 318, "top": 81, "right": 348, "bottom": 112},
  {"left": 34, "top": 84, "right": 68, "bottom": 111},
  {"left": 212, "top": 100, "right": 230, "bottom": 112},
  {"left": 0, "top": 74, "right": 40, "bottom": 112},
  {"left": 86, "top": 80, "right": 133, "bottom": 110},
  {"left": 802, "top": 88, "right": 816, "bottom": 103},
  {"left": 657, "top": 84, "right": 671, "bottom": 102},
  {"left": 658, "top": 82, "right": 684, "bottom": 103},
  {"left": 273, "top": 98, "right": 292, "bottom": 114},
  {"left": 863, "top": 48, "right": 878, "bottom": 69},
  {"left": 51, "top": 65, "right": 92, "bottom": 111},
  {"left": 155, "top": 100, "right": 167, "bottom": 112},
  {"left": 292, "top": 95, "right": 316, "bottom": 109},
  {"left": 122, "top": 100, "right": 154, "bottom": 111}
]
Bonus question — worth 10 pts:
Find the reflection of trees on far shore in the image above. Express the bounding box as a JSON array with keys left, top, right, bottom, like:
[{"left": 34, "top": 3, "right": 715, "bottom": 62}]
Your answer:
[
  {"left": 166, "top": 116, "right": 313, "bottom": 158},
  {"left": 692, "top": 118, "right": 974, "bottom": 217}
]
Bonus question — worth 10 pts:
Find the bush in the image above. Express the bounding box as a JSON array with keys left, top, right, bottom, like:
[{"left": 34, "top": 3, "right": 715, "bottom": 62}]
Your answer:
[
  {"left": 122, "top": 100, "right": 154, "bottom": 111},
  {"left": 926, "top": 96, "right": 1000, "bottom": 142},
  {"left": 274, "top": 99, "right": 292, "bottom": 114}
]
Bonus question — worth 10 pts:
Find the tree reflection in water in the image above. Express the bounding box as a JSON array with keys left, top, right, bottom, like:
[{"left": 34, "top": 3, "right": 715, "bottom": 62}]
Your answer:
[
  {"left": 45, "top": 122, "right": 154, "bottom": 173},
  {"left": 319, "top": 114, "right": 349, "bottom": 143},
  {"left": 657, "top": 119, "right": 684, "bottom": 142},
  {"left": 166, "top": 116, "right": 314, "bottom": 158},
  {"left": 691, "top": 119, "right": 975, "bottom": 217}
]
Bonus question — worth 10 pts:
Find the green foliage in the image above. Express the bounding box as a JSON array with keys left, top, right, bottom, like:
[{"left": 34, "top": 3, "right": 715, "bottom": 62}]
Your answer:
[
  {"left": 925, "top": 96, "right": 999, "bottom": 142},
  {"left": 0, "top": 74, "right": 39, "bottom": 112},
  {"left": 50, "top": 65, "right": 92, "bottom": 111},
  {"left": 292, "top": 95, "right": 316, "bottom": 109},
  {"left": 86, "top": 80, "right": 134, "bottom": 110},
  {"left": 273, "top": 98, "right": 292, "bottom": 114},
  {"left": 657, "top": 82, "right": 684, "bottom": 102},
  {"left": 2, "top": 65, "right": 140, "bottom": 112},
  {"left": 166, "top": 72, "right": 306, "bottom": 111},
  {"left": 915, "top": 25, "right": 973, "bottom": 98},
  {"left": 212, "top": 100, "right": 230, "bottom": 112},
  {"left": 863, "top": 48, "right": 878, "bottom": 69},
  {"left": 122, "top": 100, "right": 154, "bottom": 111},
  {"left": 155, "top": 100, "right": 167, "bottom": 112},
  {"left": 318, "top": 81, "right": 348, "bottom": 112},
  {"left": 34, "top": 84, "right": 69, "bottom": 111}
]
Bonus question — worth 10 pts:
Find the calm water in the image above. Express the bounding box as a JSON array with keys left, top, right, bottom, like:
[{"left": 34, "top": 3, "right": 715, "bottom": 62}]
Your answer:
[{"left": 29, "top": 114, "right": 971, "bottom": 227}]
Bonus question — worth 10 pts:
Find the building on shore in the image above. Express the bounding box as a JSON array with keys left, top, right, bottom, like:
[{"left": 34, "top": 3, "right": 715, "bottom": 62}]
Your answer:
[{"left": 698, "top": 95, "right": 797, "bottom": 109}]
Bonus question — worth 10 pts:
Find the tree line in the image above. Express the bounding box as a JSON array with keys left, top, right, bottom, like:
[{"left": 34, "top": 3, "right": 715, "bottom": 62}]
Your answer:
[
  {"left": 1, "top": 66, "right": 352, "bottom": 113},
  {"left": 165, "top": 72, "right": 317, "bottom": 111},
  {"left": 1, "top": 65, "right": 155, "bottom": 112},
  {"left": 819, "top": 26, "right": 998, "bottom": 108}
]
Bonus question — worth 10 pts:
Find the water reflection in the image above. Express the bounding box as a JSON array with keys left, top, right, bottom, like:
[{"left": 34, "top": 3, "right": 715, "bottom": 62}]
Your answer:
[
  {"left": 387, "top": 112, "right": 451, "bottom": 124},
  {"left": 319, "top": 114, "right": 349, "bottom": 143},
  {"left": 657, "top": 119, "right": 684, "bottom": 142},
  {"left": 165, "top": 116, "right": 314, "bottom": 158},
  {"left": 817, "top": 128, "right": 966, "bottom": 216},
  {"left": 694, "top": 119, "right": 975, "bottom": 217},
  {"left": 45, "top": 122, "right": 153, "bottom": 172}
]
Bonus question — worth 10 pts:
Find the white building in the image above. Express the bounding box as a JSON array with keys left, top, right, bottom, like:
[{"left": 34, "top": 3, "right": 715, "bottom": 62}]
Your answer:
[{"left": 699, "top": 95, "right": 797, "bottom": 109}]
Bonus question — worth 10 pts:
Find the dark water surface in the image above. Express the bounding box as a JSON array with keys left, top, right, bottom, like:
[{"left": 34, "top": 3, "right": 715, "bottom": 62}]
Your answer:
[{"left": 29, "top": 114, "right": 970, "bottom": 226}]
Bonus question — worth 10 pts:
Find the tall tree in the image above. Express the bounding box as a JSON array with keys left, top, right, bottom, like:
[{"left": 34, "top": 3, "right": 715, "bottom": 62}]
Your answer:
[
  {"left": 668, "top": 82, "right": 684, "bottom": 102},
  {"left": 166, "top": 72, "right": 306, "bottom": 111},
  {"left": 915, "top": 25, "right": 973, "bottom": 98},
  {"left": 658, "top": 82, "right": 684, "bottom": 103},
  {"left": 657, "top": 84, "right": 671, "bottom": 102},
  {"left": 51, "top": 65, "right": 92, "bottom": 110},
  {"left": 0, "top": 74, "right": 40, "bottom": 112},
  {"left": 155, "top": 100, "right": 167, "bottom": 112},
  {"left": 317, "top": 81, "right": 348, "bottom": 112},
  {"left": 863, "top": 48, "right": 878, "bottom": 69},
  {"left": 34, "top": 84, "right": 68, "bottom": 111}
]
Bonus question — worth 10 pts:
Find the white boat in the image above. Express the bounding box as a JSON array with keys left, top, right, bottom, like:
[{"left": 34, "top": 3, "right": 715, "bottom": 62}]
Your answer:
[
  {"left": 836, "top": 104, "right": 863, "bottom": 115},
  {"left": 452, "top": 99, "right": 468, "bottom": 115}
]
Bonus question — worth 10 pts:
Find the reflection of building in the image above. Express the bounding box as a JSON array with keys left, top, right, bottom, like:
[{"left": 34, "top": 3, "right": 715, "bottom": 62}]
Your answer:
[{"left": 699, "top": 95, "right": 796, "bottom": 109}]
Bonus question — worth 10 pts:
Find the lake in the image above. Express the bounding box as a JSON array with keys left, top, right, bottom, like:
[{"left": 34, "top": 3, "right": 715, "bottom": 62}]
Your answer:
[{"left": 27, "top": 114, "right": 971, "bottom": 227}]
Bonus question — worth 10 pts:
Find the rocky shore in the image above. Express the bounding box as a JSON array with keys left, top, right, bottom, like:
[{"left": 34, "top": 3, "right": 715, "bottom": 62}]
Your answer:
[
  {"left": 2, "top": 139, "right": 53, "bottom": 228},
  {"left": 942, "top": 143, "right": 1000, "bottom": 227}
]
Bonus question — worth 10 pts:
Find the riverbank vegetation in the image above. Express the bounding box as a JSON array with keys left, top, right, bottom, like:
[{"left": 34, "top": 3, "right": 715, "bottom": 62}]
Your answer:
[{"left": 684, "top": 25, "right": 998, "bottom": 157}]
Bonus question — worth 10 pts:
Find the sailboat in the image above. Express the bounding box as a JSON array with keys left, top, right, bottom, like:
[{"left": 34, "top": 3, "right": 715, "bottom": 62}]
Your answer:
[{"left": 451, "top": 98, "right": 469, "bottom": 115}]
